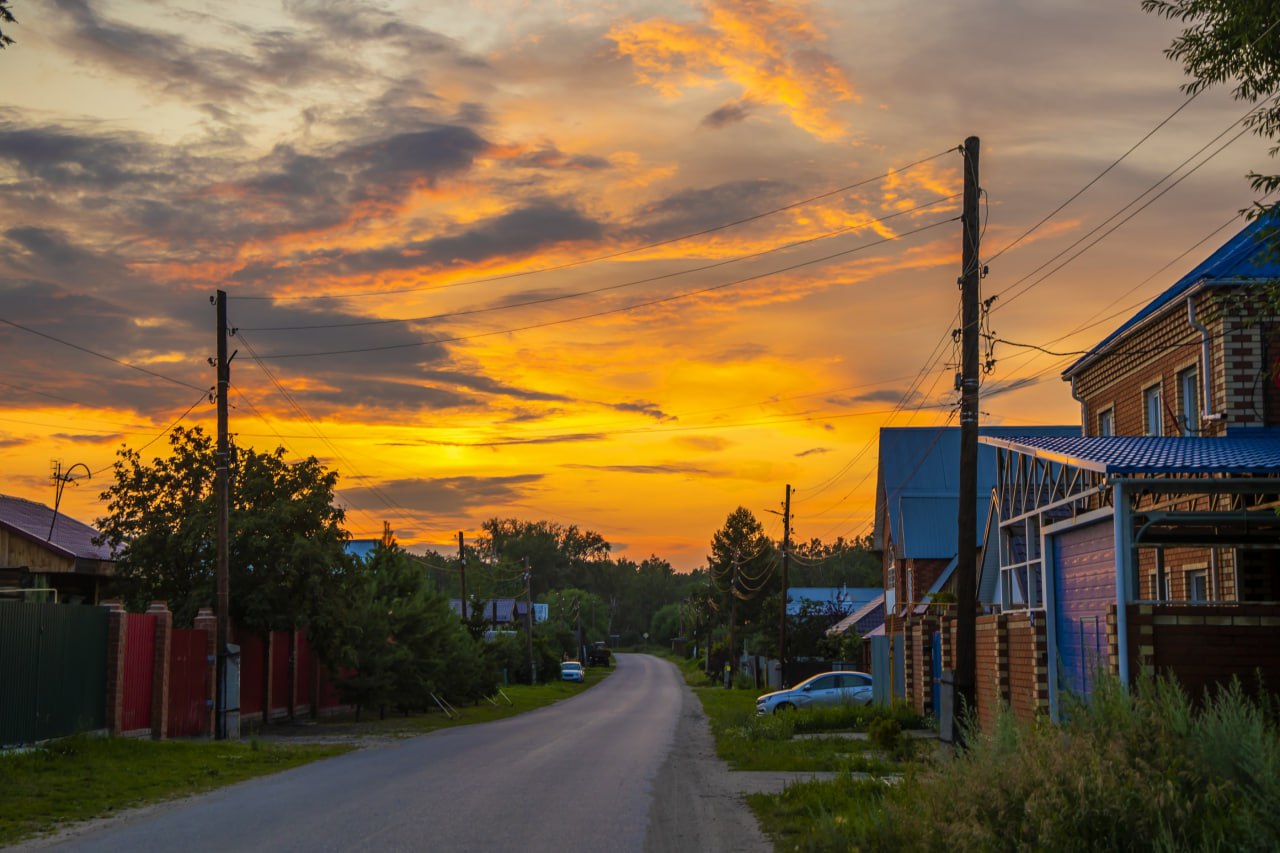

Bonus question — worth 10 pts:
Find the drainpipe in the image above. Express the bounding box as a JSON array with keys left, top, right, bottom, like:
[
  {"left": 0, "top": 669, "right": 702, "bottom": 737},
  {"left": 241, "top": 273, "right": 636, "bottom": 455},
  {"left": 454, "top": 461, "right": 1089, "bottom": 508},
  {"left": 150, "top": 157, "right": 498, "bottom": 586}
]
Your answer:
[
  {"left": 1069, "top": 375, "right": 1087, "bottom": 436},
  {"left": 1187, "top": 296, "right": 1223, "bottom": 424}
]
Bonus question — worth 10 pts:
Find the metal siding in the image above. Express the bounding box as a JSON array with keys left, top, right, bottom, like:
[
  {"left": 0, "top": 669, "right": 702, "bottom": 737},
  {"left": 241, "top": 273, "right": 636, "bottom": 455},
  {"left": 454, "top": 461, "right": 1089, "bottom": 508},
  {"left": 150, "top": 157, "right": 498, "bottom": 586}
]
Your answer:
[
  {"left": 270, "top": 630, "right": 290, "bottom": 717},
  {"left": 238, "top": 631, "right": 264, "bottom": 716},
  {"left": 870, "top": 635, "right": 890, "bottom": 705},
  {"left": 0, "top": 603, "right": 106, "bottom": 746},
  {"left": 167, "top": 629, "right": 210, "bottom": 738},
  {"left": 931, "top": 631, "right": 942, "bottom": 719},
  {"left": 121, "top": 613, "right": 155, "bottom": 731},
  {"left": 1054, "top": 522, "right": 1115, "bottom": 700}
]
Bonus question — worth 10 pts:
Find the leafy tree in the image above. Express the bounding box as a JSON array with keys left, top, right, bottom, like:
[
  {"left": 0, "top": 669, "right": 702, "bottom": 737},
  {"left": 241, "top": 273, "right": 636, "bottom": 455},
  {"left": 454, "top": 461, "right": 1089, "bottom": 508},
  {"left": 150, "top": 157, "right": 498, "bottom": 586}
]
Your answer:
[
  {"left": 477, "top": 518, "right": 610, "bottom": 595},
  {"left": 0, "top": 2, "right": 15, "bottom": 49},
  {"left": 707, "top": 507, "right": 777, "bottom": 665},
  {"left": 96, "top": 426, "right": 347, "bottom": 629},
  {"left": 1143, "top": 0, "right": 1280, "bottom": 223},
  {"left": 790, "top": 534, "right": 881, "bottom": 588}
]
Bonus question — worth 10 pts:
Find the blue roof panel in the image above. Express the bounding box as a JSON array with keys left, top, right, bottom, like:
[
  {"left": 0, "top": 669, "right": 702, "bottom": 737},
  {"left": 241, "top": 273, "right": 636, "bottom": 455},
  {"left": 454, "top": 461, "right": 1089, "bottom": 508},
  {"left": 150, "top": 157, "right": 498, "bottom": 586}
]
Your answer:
[{"left": 978, "top": 434, "right": 1280, "bottom": 475}]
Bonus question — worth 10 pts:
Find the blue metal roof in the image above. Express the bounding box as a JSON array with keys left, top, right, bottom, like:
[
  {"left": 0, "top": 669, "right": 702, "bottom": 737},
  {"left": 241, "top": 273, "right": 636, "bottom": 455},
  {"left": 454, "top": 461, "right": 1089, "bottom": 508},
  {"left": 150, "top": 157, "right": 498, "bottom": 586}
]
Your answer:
[
  {"left": 787, "top": 586, "right": 880, "bottom": 615},
  {"left": 1064, "top": 215, "right": 1280, "bottom": 377},
  {"left": 978, "top": 433, "right": 1280, "bottom": 475},
  {"left": 876, "top": 425, "right": 1078, "bottom": 558}
]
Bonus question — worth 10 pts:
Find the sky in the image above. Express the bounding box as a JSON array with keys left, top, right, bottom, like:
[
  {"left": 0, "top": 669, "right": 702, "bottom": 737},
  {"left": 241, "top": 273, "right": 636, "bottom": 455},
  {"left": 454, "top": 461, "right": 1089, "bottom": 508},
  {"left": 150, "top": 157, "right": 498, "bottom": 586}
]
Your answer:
[{"left": 0, "top": 0, "right": 1273, "bottom": 570}]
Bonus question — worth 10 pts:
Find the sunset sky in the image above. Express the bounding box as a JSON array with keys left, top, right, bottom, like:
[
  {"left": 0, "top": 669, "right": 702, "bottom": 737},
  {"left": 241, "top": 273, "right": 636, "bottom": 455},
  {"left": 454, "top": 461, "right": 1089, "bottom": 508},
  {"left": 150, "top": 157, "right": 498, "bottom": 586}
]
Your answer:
[{"left": 0, "top": 0, "right": 1272, "bottom": 569}]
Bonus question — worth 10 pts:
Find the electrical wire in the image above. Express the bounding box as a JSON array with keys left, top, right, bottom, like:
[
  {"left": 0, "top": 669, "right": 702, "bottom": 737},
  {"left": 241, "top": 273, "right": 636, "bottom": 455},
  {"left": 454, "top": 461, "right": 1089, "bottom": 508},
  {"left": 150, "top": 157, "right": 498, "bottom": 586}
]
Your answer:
[
  {"left": 242, "top": 195, "right": 961, "bottom": 332},
  {"left": 89, "top": 392, "right": 211, "bottom": 476},
  {"left": 251, "top": 217, "right": 959, "bottom": 359},
  {"left": 231, "top": 148, "right": 959, "bottom": 303}
]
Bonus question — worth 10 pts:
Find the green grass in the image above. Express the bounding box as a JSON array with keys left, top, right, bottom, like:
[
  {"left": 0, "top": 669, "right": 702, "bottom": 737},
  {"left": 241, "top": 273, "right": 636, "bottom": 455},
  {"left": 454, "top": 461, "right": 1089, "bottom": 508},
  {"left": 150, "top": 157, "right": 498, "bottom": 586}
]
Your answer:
[
  {"left": 0, "top": 736, "right": 351, "bottom": 846},
  {"left": 0, "top": 667, "right": 612, "bottom": 847},
  {"left": 749, "top": 674, "right": 1280, "bottom": 852},
  {"left": 692, "top": 686, "right": 928, "bottom": 772}
]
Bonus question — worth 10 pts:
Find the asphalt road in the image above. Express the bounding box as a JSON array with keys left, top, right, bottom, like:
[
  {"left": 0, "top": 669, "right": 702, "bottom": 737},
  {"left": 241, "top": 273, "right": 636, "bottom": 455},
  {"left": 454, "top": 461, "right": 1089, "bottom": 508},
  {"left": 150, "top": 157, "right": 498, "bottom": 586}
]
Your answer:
[{"left": 36, "top": 653, "right": 766, "bottom": 853}]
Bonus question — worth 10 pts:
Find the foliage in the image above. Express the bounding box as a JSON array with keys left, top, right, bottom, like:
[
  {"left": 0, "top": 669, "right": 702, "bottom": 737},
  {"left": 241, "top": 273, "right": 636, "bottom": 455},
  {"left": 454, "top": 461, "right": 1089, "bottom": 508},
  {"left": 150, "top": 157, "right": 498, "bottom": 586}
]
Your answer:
[
  {"left": 476, "top": 518, "right": 610, "bottom": 596},
  {"left": 0, "top": 735, "right": 349, "bottom": 847},
  {"left": 789, "top": 534, "right": 881, "bottom": 588},
  {"left": 96, "top": 426, "right": 348, "bottom": 629},
  {"left": 484, "top": 629, "right": 562, "bottom": 685},
  {"left": 1143, "top": 0, "right": 1280, "bottom": 227},
  {"left": 0, "top": 2, "right": 13, "bottom": 49},
  {"left": 310, "top": 543, "right": 495, "bottom": 714},
  {"left": 753, "top": 674, "right": 1280, "bottom": 851}
]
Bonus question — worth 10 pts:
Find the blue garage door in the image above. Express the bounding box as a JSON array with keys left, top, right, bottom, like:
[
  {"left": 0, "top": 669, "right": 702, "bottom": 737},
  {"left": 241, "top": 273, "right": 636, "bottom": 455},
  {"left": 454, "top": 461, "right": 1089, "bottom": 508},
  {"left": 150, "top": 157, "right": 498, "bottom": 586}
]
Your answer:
[{"left": 1053, "top": 521, "right": 1115, "bottom": 700}]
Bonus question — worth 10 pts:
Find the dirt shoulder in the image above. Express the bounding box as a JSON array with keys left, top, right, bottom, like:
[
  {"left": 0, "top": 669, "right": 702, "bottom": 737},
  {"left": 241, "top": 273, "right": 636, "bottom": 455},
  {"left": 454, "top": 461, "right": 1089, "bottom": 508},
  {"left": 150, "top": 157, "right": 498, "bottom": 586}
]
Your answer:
[{"left": 644, "top": 675, "right": 773, "bottom": 853}]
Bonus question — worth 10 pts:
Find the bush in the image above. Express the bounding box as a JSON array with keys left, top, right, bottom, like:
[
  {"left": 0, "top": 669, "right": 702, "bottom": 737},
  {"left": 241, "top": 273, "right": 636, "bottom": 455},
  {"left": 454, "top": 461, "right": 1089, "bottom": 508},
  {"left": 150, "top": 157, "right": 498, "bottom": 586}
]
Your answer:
[{"left": 788, "top": 674, "right": 1280, "bottom": 851}]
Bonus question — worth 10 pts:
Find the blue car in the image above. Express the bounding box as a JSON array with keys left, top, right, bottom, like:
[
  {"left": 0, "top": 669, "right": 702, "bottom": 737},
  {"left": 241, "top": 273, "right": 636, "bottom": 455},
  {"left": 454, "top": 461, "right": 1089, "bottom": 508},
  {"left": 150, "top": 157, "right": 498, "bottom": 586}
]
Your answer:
[{"left": 560, "top": 661, "right": 585, "bottom": 682}]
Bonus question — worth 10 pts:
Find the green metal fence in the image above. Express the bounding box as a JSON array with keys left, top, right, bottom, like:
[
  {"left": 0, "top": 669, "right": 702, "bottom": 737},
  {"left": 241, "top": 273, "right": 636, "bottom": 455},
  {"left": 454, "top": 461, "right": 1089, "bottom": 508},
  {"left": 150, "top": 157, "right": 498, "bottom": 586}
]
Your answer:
[{"left": 0, "top": 602, "right": 108, "bottom": 746}]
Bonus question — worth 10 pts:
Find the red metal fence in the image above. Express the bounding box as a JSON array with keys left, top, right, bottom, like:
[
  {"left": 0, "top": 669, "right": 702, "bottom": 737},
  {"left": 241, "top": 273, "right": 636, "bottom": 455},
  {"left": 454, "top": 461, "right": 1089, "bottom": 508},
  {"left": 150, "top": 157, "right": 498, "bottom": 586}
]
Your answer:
[
  {"left": 121, "top": 613, "right": 156, "bottom": 732},
  {"left": 167, "top": 628, "right": 211, "bottom": 738}
]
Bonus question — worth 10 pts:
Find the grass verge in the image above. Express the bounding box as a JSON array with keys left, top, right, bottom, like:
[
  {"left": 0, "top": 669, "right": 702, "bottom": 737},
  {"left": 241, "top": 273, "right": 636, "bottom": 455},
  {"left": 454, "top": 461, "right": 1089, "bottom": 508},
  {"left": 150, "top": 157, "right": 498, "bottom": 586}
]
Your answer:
[
  {"left": 0, "top": 736, "right": 351, "bottom": 847},
  {"left": 1, "top": 667, "right": 612, "bottom": 847},
  {"left": 749, "top": 674, "right": 1280, "bottom": 851}
]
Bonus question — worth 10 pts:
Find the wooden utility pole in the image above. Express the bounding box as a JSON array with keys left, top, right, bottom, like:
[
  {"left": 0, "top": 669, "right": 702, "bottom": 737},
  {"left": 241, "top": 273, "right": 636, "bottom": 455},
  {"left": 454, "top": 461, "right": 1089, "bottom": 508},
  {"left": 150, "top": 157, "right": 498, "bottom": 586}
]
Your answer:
[
  {"left": 954, "top": 136, "right": 981, "bottom": 731},
  {"left": 214, "top": 290, "right": 232, "bottom": 740},
  {"left": 777, "top": 484, "right": 792, "bottom": 688},
  {"left": 457, "top": 531, "right": 468, "bottom": 621},
  {"left": 726, "top": 551, "right": 739, "bottom": 687},
  {"left": 523, "top": 556, "right": 535, "bottom": 685}
]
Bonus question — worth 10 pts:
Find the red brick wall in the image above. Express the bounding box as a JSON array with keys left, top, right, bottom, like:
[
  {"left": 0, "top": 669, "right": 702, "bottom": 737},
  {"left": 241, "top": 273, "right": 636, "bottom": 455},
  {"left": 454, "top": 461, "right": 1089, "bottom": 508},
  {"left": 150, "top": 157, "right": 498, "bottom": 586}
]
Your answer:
[
  {"left": 974, "top": 614, "right": 1005, "bottom": 732},
  {"left": 1006, "top": 612, "right": 1048, "bottom": 720}
]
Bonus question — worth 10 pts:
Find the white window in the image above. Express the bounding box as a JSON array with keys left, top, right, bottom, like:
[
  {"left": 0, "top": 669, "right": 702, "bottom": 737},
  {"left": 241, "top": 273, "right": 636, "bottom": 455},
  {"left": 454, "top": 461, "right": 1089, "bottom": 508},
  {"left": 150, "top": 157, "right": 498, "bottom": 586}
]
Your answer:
[
  {"left": 1144, "top": 384, "right": 1163, "bottom": 436},
  {"left": 1178, "top": 367, "right": 1199, "bottom": 436},
  {"left": 1187, "top": 570, "right": 1208, "bottom": 602},
  {"left": 1098, "top": 408, "right": 1115, "bottom": 437}
]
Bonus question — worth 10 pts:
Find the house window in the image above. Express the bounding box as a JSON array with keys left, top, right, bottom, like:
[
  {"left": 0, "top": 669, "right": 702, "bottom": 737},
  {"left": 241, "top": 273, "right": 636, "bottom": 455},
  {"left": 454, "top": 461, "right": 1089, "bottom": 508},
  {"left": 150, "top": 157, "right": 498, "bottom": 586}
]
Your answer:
[
  {"left": 1097, "top": 408, "right": 1115, "bottom": 437},
  {"left": 1143, "top": 384, "right": 1164, "bottom": 436},
  {"left": 1178, "top": 366, "right": 1199, "bottom": 436},
  {"left": 1187, "top": 570, "right": 1208, "bottom": 602}
]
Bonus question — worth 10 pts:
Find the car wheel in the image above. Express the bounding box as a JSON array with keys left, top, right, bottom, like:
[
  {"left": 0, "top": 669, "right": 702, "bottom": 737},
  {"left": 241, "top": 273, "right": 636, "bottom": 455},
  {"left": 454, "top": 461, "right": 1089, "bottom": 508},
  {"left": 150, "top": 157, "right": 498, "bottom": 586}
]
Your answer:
[{"left": 774, "top": 702, "right": 795, "bottom": 713}]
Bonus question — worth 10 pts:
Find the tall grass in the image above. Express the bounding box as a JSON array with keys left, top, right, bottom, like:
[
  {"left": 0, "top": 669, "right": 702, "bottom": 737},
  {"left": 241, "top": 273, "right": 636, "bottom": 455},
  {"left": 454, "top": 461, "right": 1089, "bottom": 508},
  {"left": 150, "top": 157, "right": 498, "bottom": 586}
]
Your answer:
[{"left": 753, "top": 674, "right": 1280, "bottom": 851}]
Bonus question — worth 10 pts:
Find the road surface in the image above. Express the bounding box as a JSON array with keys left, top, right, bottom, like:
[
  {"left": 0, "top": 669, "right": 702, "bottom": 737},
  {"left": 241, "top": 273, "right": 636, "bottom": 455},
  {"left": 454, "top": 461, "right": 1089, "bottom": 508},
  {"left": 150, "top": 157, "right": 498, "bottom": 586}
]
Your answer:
[{"left": 29, "top": 654, "right": 769, "bottom": 853}]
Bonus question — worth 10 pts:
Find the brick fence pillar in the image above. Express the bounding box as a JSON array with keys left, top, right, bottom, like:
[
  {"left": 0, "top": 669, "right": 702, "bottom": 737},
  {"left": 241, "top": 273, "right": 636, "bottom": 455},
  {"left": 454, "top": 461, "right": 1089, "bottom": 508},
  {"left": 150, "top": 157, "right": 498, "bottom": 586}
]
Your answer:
[
  {"left": 193, "top": 608, "right": 217, "bottom": 738},
  {"left": 101, "top": 599, "right": 127, "bottom": 735},
  {"left": 146, "top": 601, "right": 172, "bottom": 740}
]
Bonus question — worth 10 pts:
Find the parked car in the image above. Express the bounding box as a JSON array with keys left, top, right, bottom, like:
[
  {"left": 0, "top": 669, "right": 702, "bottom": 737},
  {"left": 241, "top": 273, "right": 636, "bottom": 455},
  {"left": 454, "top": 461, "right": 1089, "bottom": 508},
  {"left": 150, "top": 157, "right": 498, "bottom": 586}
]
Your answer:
[
  {"left": 756, "top": 671, "right": 873, "bottom": 715},
  {"left": 560, "top": 661, "right": 585, "bottom": 682}
]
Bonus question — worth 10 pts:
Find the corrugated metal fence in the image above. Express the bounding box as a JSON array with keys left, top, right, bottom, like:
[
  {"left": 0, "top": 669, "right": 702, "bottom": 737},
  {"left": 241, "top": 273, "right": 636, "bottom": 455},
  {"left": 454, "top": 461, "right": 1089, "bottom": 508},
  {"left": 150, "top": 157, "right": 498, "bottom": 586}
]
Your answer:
[{"left": 0, "top": 603, "right": 107, "bottom": 746}]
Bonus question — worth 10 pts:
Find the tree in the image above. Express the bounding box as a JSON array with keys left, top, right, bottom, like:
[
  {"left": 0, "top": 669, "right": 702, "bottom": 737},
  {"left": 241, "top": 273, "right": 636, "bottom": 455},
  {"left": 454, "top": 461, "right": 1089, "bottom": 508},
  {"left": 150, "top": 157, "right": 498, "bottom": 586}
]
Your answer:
[
  {"left": 1143, "top": 1, "right": 1280, "bottom": 223},
  {"left": 96, "top": 425, "right": 348, "bottom": 629},
  {"left": 0, "top": 2, "right": 15, "bottom": 49},
  {"left": 477, "top": 518, "right": 610, "bottom": 595}
]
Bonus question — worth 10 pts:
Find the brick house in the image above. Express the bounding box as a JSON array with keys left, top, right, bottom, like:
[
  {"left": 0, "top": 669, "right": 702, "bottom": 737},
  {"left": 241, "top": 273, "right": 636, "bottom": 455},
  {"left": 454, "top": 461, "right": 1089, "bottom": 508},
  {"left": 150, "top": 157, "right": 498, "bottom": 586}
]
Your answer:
[{"left": 976, "top": 216, "right": 1280, "bottom": 724}]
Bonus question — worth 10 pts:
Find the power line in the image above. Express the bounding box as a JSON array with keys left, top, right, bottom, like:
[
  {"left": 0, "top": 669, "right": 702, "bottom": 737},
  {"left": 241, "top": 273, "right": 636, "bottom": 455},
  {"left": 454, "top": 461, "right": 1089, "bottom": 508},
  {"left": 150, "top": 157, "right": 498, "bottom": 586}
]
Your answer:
[
  {"left": 231, "top": 148, "right": 958, "bottom": 303},
  {"left": 89, "top": 392, "right": 211, "bottom": 477},
  {"left": 249, "top": 217, "right": 960, "bottom": 360},
  {"left": 241, "top": 194, "right": 961, "bottom": 332}
]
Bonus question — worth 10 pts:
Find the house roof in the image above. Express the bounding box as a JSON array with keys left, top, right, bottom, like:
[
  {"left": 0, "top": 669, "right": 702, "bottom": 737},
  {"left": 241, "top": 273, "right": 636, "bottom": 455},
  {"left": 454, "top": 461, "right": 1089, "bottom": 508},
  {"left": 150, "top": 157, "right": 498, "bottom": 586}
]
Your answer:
[
  {"left": 875, "top": 426, "right": 1078, "bottom": 558},
  {"left": 977, "top": 433, "right": 1280, "bottom": 476},
  {"left": 0, "top": 494, "right": 113, "bottom": 563},
  {"left": 787, "top": 586, "right": 880, "bottom": 615},
  {"left": 825, "top": 592, "right": 885, "bottom": 636},
  {"left": 1063, "top": 215, "right": 1280, "bottom": 378}
]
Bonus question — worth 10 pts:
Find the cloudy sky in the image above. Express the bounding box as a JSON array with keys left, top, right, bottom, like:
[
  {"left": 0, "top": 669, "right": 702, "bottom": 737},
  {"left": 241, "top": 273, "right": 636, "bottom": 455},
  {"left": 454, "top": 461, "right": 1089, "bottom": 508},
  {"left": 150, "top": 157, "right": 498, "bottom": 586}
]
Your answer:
[{"left": 0, "top": 0, "right": 1271, "bottom": 569}]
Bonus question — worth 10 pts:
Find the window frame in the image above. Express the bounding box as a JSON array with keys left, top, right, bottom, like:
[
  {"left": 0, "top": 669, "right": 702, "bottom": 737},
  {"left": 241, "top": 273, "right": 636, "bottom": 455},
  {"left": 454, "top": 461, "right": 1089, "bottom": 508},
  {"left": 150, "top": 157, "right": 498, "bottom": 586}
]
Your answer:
[
  {"left": 1097, "top": 406, "right": 1115, "bottom": 437},
  {"left": 1143, "top": 382, "right": 1164, "bottom": 437}
]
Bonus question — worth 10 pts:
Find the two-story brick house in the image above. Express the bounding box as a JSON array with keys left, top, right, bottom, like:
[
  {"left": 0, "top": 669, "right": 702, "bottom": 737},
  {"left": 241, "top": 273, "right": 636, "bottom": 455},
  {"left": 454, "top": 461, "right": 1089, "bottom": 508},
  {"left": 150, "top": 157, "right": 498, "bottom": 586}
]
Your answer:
[{"left": 973, "top": 216, "right": 1280, "bottom": 724}]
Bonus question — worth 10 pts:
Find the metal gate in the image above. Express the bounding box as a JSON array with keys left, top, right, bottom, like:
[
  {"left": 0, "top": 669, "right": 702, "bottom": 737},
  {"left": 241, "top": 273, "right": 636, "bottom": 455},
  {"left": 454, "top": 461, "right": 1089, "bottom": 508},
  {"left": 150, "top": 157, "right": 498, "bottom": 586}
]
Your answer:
[
  {"left": 1053, "top": 521, "right": 1115, "bottom": 700},
  {"left": 931, "top": 631, "right": 942, "bottom": 719},
  {"left": 121, "top": 613, "right": 156, "bottom": 732},
  {"left": 0, "top": 603, "right": 107, "bottom": 746},
  {"left": 167, "top": 628, "right": 210, "bottom": 738}
]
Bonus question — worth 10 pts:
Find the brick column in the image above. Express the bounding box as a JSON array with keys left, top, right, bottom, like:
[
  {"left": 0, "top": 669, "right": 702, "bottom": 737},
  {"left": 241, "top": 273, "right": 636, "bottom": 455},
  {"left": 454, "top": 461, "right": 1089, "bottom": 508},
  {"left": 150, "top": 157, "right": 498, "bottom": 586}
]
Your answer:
[
  {"left": 101, "top": 600, "right": 127, "bottom": 735},
  {"left": 193, "top": 608, "right": 217, "bottom": 738},
  {"left": 1128, "top": 603, "right": 1155, "bottom": 680},
  {"left": 147, "top": 601, "right": 173, "bottom": 740}
]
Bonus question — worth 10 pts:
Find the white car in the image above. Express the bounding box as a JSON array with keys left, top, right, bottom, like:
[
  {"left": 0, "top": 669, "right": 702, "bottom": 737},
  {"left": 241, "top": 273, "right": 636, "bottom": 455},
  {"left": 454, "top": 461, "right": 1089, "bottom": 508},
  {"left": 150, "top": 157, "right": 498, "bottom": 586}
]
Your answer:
[
  {"left": 560, "top": 661, "right": 585, "bottom": 682},
  {"left": 756, "top": 671, "right": 873, "bottom": 715}
]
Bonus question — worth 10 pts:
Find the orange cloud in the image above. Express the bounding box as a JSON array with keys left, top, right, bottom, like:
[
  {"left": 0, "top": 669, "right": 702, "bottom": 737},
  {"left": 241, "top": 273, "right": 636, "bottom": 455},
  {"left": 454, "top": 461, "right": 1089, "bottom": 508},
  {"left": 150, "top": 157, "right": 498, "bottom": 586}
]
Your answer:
[{"left": 609, "top": 0, "right": 857, "bottom": 141}]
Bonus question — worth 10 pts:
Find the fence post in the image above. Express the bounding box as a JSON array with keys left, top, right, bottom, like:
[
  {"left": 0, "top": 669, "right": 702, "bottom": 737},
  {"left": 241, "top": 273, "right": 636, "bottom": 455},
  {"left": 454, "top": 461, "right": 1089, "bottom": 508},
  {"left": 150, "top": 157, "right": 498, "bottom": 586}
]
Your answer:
[
  {"left": 101, "top": 600, "right": 128, "bottom": 735},
  {"left": 147, "top": 601, "right": 173, "bottom": 740},
  {"left": 193, "top": 608, "right": 217, "bottom": 738}
]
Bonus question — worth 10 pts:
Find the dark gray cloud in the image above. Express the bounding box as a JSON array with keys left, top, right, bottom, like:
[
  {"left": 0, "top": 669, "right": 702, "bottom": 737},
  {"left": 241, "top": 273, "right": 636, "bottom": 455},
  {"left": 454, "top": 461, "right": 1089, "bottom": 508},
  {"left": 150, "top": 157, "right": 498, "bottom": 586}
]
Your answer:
[
  {"left": 416, "top": 370, "right": 572, "bottom": 402},
  {"left": 702, "top": 99, "right": 755, "bottom": 129},
  {"left": 509, "top": 146, "right": 610, "bottom": 171},
  {"left": 828, "top": 389, "right": 920, "bottom": 406},
  {"left": 795, "top": 447, "right": 831, "bottom": 457},
  {"left": 563, "top": 463, "right": 711, "bottom": 475},
  {"left": 341, "top": 474, "right": 543, "bottom": 513},
  {"left": 393, "top": 433, "right": 607, "bottom": 447},
  {"left": 49, "top": 432, "right": 124, "bottom": 444},
  {"left": 625, "top": 179, "right": 795, "bottom": 242},
  {"left": 0, "top": 127, "right": 155, "bottom": 189},
  {"left": 609, "top": 401, "right": 676, "bottom": 421}
]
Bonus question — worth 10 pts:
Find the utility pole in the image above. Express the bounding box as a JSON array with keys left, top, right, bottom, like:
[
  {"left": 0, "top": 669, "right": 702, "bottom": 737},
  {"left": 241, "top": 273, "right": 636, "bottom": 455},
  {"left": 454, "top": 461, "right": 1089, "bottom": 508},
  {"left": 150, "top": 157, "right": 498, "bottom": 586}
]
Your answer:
[
  {"left": 214, "top": 290, "right": 233, "bottom": 741},
  {"left": 523, "top": 556, "right": 535, "bottom": 685},
  {"left": 726, "top": 550, "right": 740, "bottom": 688},
  {"left": 954, "top": 136, "right": 981, "bottom": 734},
  {"left": 457, "top": 531, "right": 468, "bottom": 621},
  {"left": 778, "top": 484, "right": 792, "bottom": 688}
]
